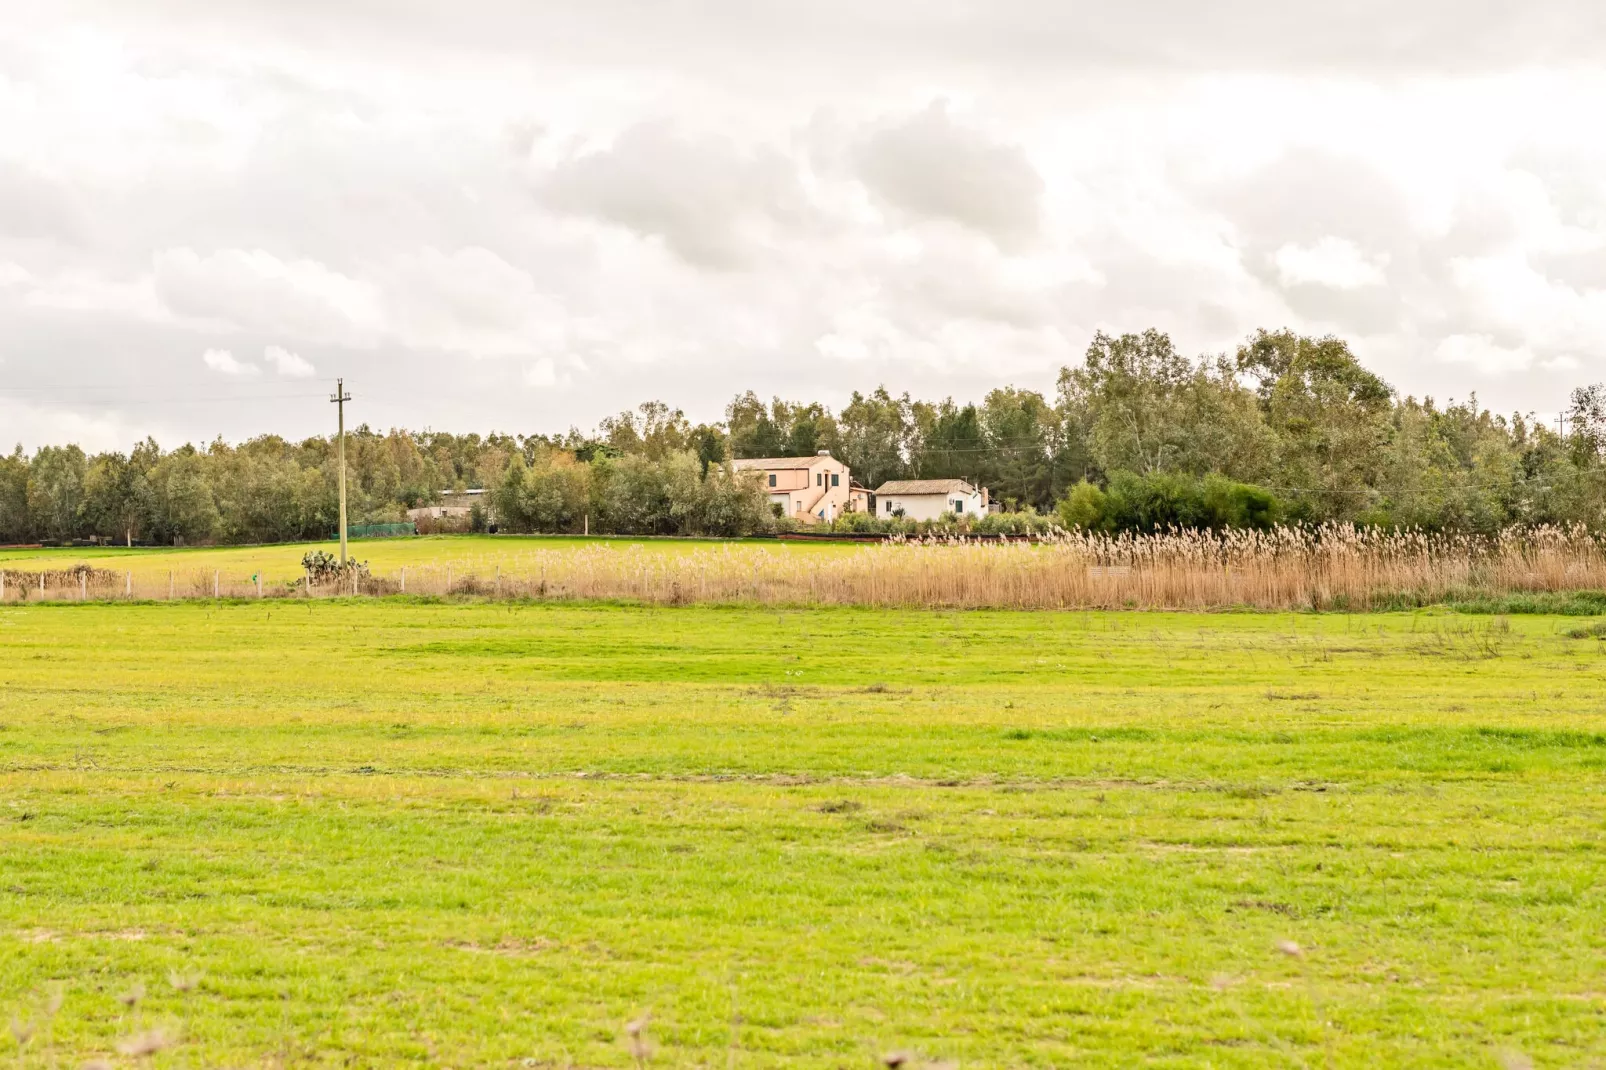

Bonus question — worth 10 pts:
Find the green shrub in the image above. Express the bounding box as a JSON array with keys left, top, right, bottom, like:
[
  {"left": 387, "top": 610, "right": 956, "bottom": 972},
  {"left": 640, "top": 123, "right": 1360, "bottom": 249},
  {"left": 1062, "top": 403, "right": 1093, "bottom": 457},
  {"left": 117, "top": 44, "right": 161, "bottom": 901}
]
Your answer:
[
  {"left": 1054, "top": 471, "right": 1284, "bottom": 533},
  {"left": 1056, "top": 481, "right": 1106, "bottom": 530}
]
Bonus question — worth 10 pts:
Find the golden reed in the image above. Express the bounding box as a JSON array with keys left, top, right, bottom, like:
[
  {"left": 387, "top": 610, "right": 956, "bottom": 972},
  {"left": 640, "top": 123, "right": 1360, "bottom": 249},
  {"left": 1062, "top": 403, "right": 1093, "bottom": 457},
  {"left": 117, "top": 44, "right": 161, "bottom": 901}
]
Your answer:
[{"left": 8, "top": 524, "right": 1603, "bottom": 610}]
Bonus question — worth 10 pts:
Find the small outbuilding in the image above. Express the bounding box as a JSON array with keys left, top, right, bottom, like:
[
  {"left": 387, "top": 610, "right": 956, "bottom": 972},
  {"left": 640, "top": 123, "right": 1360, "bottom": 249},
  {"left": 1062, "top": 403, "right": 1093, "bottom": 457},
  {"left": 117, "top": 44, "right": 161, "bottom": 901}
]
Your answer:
[
  {"left": 873, "top": 479, "right": 987, "bottom": 521},
  {"left": 847, "top": 480, "right": 873, "bottom": 515}
]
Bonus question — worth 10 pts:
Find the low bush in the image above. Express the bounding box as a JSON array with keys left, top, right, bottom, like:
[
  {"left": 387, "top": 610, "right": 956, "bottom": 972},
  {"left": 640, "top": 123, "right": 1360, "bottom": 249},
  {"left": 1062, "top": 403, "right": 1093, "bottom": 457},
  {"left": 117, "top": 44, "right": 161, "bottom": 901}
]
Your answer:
[
  {"left": 1056, "top": 471, "right": 1284, "bottom": 533},
  {"left": 820, "top": 509, "right": 1059, "bottom": 539}
]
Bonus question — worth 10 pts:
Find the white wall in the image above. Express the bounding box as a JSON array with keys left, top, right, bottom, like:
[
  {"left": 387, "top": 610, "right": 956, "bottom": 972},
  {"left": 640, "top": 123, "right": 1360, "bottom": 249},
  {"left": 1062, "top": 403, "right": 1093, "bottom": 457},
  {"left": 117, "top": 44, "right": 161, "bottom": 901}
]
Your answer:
[{"left": 879, "top": 489, "right": 985, "bottom": 521}]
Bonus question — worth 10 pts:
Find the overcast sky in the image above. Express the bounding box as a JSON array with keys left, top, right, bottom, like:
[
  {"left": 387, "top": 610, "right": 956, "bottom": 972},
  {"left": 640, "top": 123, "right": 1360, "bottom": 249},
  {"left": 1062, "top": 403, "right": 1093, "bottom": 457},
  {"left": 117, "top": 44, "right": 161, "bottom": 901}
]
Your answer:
[{"left": 5, "top": 1, "right": 1606, "bottom": 451}]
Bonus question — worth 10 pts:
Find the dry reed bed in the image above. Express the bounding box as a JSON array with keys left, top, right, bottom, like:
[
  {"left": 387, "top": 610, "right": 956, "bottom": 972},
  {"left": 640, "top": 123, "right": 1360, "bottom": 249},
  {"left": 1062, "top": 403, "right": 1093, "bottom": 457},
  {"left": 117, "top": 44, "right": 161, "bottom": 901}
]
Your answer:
[{"left": 5, "top": 525, "right": 1606, "bottom": 610}]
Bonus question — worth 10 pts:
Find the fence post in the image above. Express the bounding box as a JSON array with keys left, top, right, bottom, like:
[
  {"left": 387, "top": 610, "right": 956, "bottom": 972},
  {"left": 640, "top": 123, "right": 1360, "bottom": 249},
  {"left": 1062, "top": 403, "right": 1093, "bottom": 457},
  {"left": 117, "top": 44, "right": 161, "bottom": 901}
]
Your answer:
[
  {"left": 126, "top": 571, "right": 132, "bottom": 598},
  {"left": 80, "top": 572, "right": 87, "bottom": 600},
  {"left": 400, "top": 567, "right": 406, "bottom": 593},
  {"left": 214, "top": 570, "right": 219, "bottom": 598},
  {"left": 304, "top": 570, "right": 310, "bottom": 597}
]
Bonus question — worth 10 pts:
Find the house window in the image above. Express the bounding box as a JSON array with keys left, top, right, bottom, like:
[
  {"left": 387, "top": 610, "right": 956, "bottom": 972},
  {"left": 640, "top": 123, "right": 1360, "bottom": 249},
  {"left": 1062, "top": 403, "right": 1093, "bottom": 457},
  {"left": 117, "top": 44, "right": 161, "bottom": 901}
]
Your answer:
[
  {"left": 953, "top": 500, "right": 963, "bottom": 513},
  {"left": 885, "top": 500, "right": 894, "bottom": 513},
  {"left": 816, "top": 473, "right": 823, "bottom": 486},
  {"left": 768, "top": 474, "right": 776, "bottom": 487},
  {"left": 831, "top": 473, "right": 840, "bottom": 487}
]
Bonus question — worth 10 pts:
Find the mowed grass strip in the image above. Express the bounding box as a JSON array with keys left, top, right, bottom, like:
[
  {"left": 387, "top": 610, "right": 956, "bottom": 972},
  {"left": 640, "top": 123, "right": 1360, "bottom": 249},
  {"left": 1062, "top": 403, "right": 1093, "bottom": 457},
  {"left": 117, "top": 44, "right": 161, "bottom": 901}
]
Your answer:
[{"left": 1, "top": 603, "right": 1604, "bottom": 1067}]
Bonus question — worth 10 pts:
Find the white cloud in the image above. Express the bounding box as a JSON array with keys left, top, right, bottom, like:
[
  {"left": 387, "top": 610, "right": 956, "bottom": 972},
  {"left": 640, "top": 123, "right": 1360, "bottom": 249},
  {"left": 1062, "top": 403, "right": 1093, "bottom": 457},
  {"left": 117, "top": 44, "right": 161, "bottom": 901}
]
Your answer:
[
  {"left": 154, "top": 248, "right": 387, "bottom": 346},
  {"left": 1434, "top": 334, "right": 1536, "bottom": 374},
  {"left": 538, "top": 122, "right": 805, "bottom": 269},
  {"left": 1447, "top": 253, "right": 1606, "bottom": 365},
  {"left": 1273, "top": 238, "right": 1388, "bottom": 288},
  {"left": 21, "top": 271, "right": 169, "bottom": 320},
  {"left": 854, "top": 101, "right": 1044, "bottom": 249},
  {"left": 59, "top": 0, "right": 1606, "bottom": 81},
  {"left": 524, "top": 358, "right": 558, "bottom": 386},
  {"left": 202, "top": 347, "right": 261, "bottom": 376},
  {"left": 0, "top": 396, "right": 159, "bottom": 455},
  {"left": 138, "top": 244, "right": 579, "bottom": 360},
  {"left": 380, "top": 246, "right": 573, "bottom": 357},
  {"left": 5, "top": 7, "right": 1606, "bottom": 449},
  {"left": 264, "top": 344, "right": 315, "bottom": 377}
]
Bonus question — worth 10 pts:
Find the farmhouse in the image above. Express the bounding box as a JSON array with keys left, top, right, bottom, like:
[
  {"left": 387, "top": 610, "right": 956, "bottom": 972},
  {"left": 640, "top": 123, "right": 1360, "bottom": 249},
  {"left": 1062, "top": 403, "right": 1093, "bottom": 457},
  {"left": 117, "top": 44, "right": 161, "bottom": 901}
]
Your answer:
[
  {"left": 732, "top": 452, "right": 852, "bottom": 523},
  {"left": 873, "top": 478, "right": 987, "bottom": 521}
]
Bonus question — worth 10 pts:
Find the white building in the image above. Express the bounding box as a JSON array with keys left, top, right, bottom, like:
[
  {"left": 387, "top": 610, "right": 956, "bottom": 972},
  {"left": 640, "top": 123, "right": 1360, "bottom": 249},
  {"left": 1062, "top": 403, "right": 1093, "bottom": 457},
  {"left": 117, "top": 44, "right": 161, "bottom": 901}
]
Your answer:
[
  {"left": 873, "top": 479, "right": 987, "bottom": 521},
  {"left": 405, "top": 488, "right": 492, "bottom": 523}
]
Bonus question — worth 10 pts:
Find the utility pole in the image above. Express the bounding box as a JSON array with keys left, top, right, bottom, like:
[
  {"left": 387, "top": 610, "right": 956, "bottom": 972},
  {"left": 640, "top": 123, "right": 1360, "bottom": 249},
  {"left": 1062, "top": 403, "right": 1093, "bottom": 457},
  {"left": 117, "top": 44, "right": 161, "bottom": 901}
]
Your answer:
[{"left": 331, "top": 378, "right": 352, "bottom": 564}]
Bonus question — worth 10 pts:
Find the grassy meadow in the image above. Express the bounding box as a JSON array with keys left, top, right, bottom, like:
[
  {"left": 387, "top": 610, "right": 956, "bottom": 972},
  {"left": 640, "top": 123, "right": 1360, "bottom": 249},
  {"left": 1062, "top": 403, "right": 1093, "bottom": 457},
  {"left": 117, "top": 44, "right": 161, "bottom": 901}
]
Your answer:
[
  {"left": 2, "top": 601, "right": 1605, "bottom": 1066},
  {"left": 0, "top": 535, "right": 862, "bottom": 604},
  {"left": 0, "top": 534, "right": 859, "bottom": 572}
]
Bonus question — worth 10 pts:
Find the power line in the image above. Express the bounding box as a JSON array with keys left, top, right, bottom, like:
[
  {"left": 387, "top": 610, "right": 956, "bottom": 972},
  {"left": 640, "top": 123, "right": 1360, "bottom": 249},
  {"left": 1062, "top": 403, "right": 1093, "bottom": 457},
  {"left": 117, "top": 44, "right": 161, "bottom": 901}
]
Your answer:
[{"left": 1, "top": 389, "right": 332, "bottom": 403}]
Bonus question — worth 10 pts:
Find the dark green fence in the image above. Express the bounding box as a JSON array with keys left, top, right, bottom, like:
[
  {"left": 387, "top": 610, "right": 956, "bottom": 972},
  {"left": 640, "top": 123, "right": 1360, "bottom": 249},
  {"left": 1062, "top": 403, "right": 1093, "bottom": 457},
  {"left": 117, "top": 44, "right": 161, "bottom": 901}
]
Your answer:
[{"left": 345, "top": 523, "right": 416, "bottom": 539}]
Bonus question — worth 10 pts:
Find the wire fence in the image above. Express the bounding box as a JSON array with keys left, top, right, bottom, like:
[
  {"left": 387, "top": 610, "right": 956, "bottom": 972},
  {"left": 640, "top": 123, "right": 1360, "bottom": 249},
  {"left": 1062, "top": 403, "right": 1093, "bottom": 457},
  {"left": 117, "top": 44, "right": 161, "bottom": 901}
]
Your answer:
[{"left": 346, "top": 523, "right": 417, "bottom": 539}]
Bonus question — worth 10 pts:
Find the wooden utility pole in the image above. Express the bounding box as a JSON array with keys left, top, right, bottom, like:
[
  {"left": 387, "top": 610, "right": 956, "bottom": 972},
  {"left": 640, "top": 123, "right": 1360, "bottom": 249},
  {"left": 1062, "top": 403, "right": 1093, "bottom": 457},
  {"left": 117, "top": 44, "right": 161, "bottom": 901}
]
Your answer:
[{"left": 331, "top": 378, "right": 352, "bottom": 564}]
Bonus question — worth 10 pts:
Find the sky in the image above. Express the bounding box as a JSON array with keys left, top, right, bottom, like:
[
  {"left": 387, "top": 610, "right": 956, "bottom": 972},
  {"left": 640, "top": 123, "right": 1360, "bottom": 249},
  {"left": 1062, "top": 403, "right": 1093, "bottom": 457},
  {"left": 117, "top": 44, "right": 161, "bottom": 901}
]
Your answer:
[{"left": 4, "top": 1, "right": 1606, "bottom": 451}]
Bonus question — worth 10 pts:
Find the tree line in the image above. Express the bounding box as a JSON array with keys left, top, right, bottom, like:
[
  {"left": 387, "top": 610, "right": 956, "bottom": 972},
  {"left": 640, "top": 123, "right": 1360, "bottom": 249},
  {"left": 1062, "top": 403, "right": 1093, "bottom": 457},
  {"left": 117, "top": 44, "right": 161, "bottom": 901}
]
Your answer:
[{"left": 5, "top": 328, "right": 1606, "bottom": 545}]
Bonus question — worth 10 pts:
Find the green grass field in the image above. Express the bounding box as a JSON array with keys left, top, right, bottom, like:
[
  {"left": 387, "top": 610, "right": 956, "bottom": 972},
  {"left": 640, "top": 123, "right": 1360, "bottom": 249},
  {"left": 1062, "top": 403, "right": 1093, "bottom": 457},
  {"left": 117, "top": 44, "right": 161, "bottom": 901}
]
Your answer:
[
  {"left": 0, "top": 534, "right": 857, "bottom": 575},
  {"left": 3, "top": 602, "right": 1605, "bottom": 1067}
]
